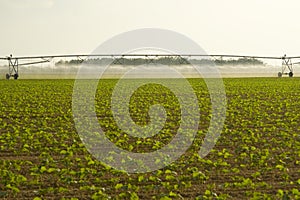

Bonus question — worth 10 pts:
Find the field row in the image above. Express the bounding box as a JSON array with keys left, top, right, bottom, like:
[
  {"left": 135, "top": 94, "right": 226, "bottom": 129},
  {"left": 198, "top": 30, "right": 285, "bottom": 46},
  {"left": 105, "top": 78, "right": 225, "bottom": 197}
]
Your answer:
[{"left": 0, "top": 78, "right": 300, "bottom": 199}]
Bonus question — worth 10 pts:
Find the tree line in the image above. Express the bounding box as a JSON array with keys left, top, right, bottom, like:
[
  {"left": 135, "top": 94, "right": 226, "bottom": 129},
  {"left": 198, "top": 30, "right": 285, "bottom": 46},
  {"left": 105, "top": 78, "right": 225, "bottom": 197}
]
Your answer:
[{"left": 55, "top": 57, "right": 264, "bottom": 66}]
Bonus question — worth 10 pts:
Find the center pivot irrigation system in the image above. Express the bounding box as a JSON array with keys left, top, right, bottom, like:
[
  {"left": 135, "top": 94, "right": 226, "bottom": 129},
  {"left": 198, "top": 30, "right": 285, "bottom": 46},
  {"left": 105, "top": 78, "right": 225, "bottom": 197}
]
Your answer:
[{"left": 0, "top": 54, "right": 300, "bottom": 79}]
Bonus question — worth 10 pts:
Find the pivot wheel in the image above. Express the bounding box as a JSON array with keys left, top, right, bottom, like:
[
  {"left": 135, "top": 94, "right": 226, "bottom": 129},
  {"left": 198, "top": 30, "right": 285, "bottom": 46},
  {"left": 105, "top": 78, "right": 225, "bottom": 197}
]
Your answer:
[
  {"left": 6, "top": 73, "right": 10, "bottom": 80},
  {"left": 278, "top": 72, "right": 282, "bottom": 77},
  {"left": 289, "top": 72, "right": 293, "bottom": 77},
  {"left": 14, "top": 73, "right": 19, "bottom": 80}
]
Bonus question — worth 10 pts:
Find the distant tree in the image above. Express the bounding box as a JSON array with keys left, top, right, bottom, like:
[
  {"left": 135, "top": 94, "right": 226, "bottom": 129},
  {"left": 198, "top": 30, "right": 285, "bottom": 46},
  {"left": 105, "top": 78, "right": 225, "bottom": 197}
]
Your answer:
[{"left": 55, "top": 57, "right": 264, "bottom": 66}]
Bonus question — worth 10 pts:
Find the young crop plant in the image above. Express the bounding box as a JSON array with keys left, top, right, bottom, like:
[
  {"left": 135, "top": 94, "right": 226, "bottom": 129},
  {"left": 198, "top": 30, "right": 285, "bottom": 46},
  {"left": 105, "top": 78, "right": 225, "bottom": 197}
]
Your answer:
[{"left": 0, "top": 78, "right": 300, "bottom": 199}]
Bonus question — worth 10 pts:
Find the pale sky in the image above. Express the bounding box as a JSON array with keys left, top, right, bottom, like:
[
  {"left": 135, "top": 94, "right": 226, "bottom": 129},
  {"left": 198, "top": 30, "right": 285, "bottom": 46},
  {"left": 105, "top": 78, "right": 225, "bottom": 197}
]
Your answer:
[{"left": 1, "top": 0, "right": 300, "bottom": 58}]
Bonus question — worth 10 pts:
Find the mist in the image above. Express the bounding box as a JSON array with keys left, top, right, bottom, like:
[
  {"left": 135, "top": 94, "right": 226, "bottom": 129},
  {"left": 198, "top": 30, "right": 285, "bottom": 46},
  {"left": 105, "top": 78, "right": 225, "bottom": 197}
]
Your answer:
[{"left": 0, "top": 64, "right": 284, "bottom": 79}]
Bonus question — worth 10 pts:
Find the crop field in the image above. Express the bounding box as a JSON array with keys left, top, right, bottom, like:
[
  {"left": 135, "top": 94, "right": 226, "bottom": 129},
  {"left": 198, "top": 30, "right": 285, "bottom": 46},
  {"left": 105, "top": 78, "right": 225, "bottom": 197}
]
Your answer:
[{"left": 0, "top": 78, "right": 300, "bottom": 199}]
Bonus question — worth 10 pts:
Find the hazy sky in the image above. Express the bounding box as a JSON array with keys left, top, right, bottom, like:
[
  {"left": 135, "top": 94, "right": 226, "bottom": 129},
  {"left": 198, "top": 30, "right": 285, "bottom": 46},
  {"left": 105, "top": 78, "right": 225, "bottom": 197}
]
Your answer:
[{"left": 1, "top": 0, "right": 300, "bottom": 59}]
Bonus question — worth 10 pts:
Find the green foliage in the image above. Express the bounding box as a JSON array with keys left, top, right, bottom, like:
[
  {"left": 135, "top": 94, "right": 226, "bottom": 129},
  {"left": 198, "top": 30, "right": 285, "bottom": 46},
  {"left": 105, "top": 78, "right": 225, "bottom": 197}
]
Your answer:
[{"left": 0, "top": 78, "right": 299, "bottom": 199}]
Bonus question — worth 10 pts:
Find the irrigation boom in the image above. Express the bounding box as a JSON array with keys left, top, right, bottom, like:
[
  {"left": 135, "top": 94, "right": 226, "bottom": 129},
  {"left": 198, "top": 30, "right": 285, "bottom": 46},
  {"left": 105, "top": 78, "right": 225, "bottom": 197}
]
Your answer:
[{"left": 0, "top": 54, "right": 298, "bottom": 79}]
